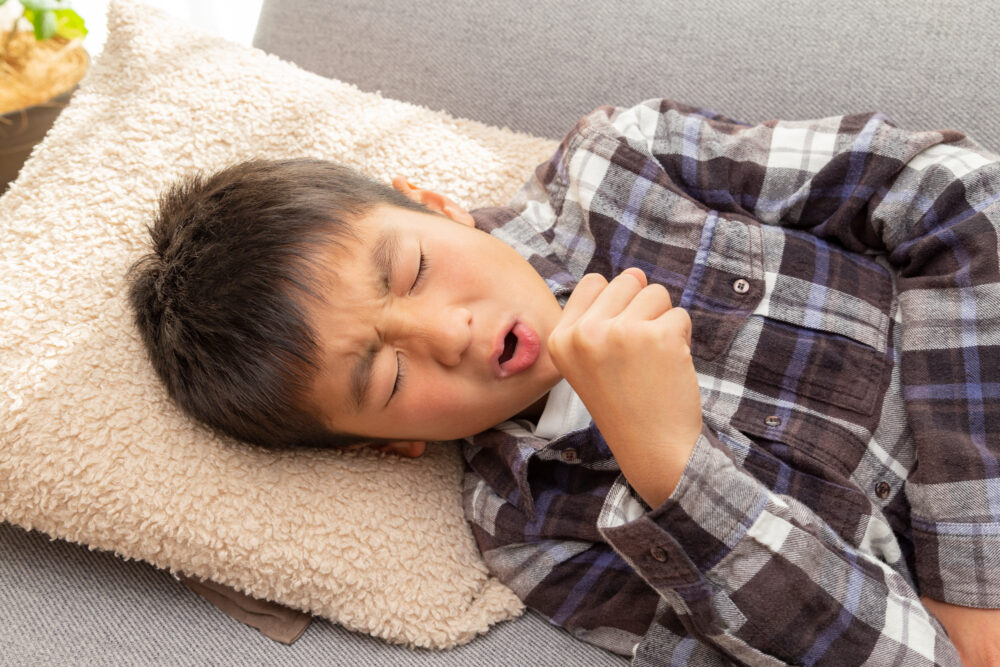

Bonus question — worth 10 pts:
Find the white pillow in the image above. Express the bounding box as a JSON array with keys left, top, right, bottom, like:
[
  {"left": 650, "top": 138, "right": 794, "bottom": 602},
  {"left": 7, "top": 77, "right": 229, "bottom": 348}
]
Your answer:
[{"left": 0, "top": 0, "right": 559, "bottom": 649}]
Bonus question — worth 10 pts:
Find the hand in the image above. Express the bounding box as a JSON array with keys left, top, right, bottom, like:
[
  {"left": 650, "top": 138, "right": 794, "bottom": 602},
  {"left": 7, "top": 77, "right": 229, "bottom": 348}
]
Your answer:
[
  {"left": 547, "top": 268, "right": 702, "bottom": 507},
  {"left": 342, "top": 441, "right": 426, "bottom": 458},
  {"left": 922, "top": 595, "right": 1000, "bottom": 666}
]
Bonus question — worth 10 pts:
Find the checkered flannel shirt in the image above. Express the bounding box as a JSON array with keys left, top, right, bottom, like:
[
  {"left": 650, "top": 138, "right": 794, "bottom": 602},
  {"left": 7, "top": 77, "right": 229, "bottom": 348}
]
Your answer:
[{"left": 462, "top": 98, "right": 1000, "bottom": 665}]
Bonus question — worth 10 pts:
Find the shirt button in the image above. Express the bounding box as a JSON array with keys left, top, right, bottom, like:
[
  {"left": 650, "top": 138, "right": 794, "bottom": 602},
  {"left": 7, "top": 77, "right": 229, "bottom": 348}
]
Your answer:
[
  {"left": 764, "top": 415, "right": 782, "bottom": 427},
  {"left": 732, "top": 278, "right": 751, "bottom": 294},
  {"left": 650, "top": 546, "right": 668, "bottom": 562},
  {"left": 560, "top": 449, "right": 578, "bottom": 463},
  {"left": 875, "top": 481, "right": 891, "bottom": 499}
]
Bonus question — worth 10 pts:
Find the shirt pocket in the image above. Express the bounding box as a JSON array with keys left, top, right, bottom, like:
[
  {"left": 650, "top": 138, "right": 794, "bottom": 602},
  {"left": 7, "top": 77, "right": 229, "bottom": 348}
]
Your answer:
[
  {"left": 743, "top": 225, "right": 895, "bottom": 417},
  {"left": 682, "top": 213, "right": 768, "bottom": 361},
  {"left": 717, "top": 428, "right": 872, "bottom": 550}
]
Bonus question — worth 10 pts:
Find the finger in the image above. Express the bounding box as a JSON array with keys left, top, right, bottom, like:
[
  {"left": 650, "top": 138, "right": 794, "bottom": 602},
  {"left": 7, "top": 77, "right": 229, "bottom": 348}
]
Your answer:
[
  {"left": 621, "top": 282, "right": 673, "bottom": 321},
  {"left": 658, "top": 306, "right": 693, "bottom": 346},
  {"left": 583, "top": 270, "right": 648, "bottom": 321},
  {"left": 376, "top": 441, "right": 427, "bottom": 458},
  {"left": 558, "top": 273, "right": 609, "bottom": 328}
]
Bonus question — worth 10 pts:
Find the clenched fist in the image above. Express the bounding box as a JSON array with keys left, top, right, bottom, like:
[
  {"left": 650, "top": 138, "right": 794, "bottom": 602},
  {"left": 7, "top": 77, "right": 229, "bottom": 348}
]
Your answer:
[{"left": 547, "top": 268, "right": 703, "bottom": 507}]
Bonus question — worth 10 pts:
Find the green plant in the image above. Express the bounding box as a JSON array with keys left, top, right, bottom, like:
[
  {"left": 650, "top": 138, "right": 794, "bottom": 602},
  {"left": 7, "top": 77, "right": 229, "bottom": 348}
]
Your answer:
[
  {"left": 1, "top": 0, "right": 87, "bottom": 45},
  {"left": 1, "top": 0, "right": 88, "bottom": 113}
]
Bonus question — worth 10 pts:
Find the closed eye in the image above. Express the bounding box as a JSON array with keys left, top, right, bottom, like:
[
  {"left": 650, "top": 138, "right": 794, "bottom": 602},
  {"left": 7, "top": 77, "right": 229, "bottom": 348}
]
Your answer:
[
  {"left": 410, "top": 250, "right": 428, "bottom": 293},
  {"left": 389, "top": 351, "right": 406, "bottom": 402}
]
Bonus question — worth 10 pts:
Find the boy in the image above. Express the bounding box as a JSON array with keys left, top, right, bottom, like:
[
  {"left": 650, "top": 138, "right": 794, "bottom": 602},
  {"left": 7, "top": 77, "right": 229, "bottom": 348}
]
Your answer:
[{"left": 129, "top": 98, "right": 1000, "bottom": 665}]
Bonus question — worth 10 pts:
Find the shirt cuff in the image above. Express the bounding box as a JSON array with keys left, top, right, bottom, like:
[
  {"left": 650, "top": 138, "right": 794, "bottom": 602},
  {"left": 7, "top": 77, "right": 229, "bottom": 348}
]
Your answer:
[
  {"left": 596, "top": 425, "right": 781, "bottom": 589},
  {"left": 908, "top": 481, "right": 1000, "bottom": 607}
]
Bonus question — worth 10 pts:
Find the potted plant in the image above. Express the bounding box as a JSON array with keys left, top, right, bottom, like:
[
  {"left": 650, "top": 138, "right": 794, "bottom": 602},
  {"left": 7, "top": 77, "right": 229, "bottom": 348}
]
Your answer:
[{"left": 1, "top": 0, "right": 88, "bottom": 192}]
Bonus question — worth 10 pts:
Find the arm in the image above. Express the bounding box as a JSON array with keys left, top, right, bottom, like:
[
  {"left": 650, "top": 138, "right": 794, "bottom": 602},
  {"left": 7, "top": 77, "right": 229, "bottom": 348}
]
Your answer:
[
  {"left": 613, "top": 99, "right": 1000, "bottom": 662},
  {"left": 547, "top": 267, "right": 701, "bottom": 509},
  {"left": 547, "top": 267, "right": 962, "bottom": 665},
  {"left": 463, "top": 447, "right": 739, "bottom": 665},
  {"left": 527, "top": 97, "right": 1000, "bottom": 663}
]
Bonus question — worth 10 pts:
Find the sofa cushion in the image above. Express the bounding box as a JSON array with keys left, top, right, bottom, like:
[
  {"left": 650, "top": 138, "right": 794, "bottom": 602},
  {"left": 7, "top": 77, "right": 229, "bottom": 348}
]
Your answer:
[{"left": 0, "top": 521, "right": 626, "bottom": 664}]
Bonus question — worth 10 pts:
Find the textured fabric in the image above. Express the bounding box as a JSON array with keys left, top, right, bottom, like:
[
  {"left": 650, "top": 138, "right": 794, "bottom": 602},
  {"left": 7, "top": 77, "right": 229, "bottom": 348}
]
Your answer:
[
  {"left": 179, "top": 576, "right": 313, "bottom": 644},
  {"left": 0, "top": 0, "right": 572, "bottom": 650},
  {"left": 532, "top": 379, "right": 592, "bottom": 440},
  {"left": 464, "top": 97, "right": 1000, "bottom": 664},
  {"left": 254, "top": 0, "right": 1000, "bottom": 151},
  {"left": 0, "top": 521, "right": 626, "bottom": 666}
]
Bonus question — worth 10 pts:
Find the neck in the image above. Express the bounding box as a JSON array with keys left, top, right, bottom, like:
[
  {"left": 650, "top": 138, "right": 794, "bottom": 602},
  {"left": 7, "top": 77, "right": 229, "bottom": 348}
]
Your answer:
[{"left": 514, "top": 392, "right": 550, "bottom": 422}]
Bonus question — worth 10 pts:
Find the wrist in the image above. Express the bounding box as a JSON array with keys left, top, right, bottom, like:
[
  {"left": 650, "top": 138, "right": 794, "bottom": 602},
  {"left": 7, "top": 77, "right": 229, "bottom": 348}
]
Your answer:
[{"left": 608, "top": 426, "right": 701, "bottom": 508}]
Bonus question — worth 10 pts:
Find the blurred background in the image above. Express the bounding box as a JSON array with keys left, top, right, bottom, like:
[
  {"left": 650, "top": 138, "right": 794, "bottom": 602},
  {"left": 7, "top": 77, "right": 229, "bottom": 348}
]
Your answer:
[
  {"left": 0, "top": 0, "right": 263, "bottom": 192},
  {"left": 1, "top": 0, "right": 264, "bottom": 56}
]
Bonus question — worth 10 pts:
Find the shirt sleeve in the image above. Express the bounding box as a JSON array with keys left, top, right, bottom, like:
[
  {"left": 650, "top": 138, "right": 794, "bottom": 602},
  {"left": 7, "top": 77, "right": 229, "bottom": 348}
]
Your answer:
[
  {"left": 597, "top": 426, "right": 962, "bottom": 665},
  {"left": 475, "top": 99, "right": 999, "bottom": 664},
  {"left": 463, "top": 444, "right": 742, "bottom": 665},
  {"left": 589, "top": 99, "right": 1000, "bottom": 610},
  {"left": 564, "top": 97, "right": 1000, "bottom": 662}
]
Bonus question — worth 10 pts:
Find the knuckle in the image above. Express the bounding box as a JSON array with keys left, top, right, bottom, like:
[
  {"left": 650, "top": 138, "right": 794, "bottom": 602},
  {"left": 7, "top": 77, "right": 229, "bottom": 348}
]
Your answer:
[
  {"left": 547, "top": 328, "right": 570, "bottom": 355},
  {"left": 607, "top": 318, "right": 631, "bottom": 342},
  {"left": 574, "top": 318, "right": 602, "bottom": 345},
  {"left": 658, "top": 308, "right": 692, "bottom": 342}
]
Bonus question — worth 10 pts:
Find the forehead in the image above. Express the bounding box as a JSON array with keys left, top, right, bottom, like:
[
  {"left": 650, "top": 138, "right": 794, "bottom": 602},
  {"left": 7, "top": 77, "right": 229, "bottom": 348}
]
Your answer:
[
  {"left": 301, "top": 211, "right": 406, "bottom": 420},
  {"left": 306, "top": 233, "right": 379, "bottom": 358}
]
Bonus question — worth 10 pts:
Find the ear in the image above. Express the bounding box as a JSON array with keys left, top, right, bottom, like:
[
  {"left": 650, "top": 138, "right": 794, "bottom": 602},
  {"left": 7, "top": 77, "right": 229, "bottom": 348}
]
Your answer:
[
  {"left": 374, "top": 440, "right": 427, "bottom": 458},
  {"left": 391, "top": 176, "right": 475, "bottom": 227}
]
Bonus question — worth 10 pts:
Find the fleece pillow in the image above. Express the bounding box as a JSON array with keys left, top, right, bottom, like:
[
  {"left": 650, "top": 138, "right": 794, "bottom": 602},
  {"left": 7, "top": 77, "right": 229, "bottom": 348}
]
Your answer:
[{"left": 0, "top": 0, "right": 560, "bottom": 649}]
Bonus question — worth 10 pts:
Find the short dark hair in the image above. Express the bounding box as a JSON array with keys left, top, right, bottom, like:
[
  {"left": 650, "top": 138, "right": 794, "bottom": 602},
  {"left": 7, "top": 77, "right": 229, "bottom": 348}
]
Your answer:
[{"left": 127, "top": 158, "right": 428, "bottom": 449}]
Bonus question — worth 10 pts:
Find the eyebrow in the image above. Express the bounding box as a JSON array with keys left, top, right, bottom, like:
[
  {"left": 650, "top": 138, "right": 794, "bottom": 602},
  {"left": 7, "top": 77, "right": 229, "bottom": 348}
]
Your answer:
[
  {"left": 349, "top": 230, "right": 399, "bottom": 410},
  {"left": 371, "top": 229, "right": 398, "bottom": 298},
  {"left": 349, "top": 342, "right": 379, "bottom": 411}
]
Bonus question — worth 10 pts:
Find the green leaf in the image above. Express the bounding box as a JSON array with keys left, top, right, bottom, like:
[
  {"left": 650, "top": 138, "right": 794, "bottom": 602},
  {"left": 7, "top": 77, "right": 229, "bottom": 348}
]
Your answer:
[
  {"left": 25, "top": 9, "right": 58, "bottom": 40},
  {"left": 0, "top": 0, "right": 9, "bottom": 9},
  {"left": 54, "top": 9, "right": 87, "bottom": 40},
  {"left": 20, "top": 0, "right": 72, "bottom": 11},
  {"left": 22, "top": 7, "right": 87, "bottom": 41}
]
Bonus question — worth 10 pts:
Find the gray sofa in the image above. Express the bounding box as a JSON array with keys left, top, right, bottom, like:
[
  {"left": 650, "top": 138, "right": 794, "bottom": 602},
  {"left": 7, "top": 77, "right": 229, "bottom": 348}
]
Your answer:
[{"left": 3, "top": 1, "right": 998, "bottom": 664}]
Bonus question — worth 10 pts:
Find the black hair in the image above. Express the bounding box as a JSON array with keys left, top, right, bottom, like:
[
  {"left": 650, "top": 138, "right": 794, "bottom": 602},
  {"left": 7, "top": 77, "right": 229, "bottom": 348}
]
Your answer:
[{"left": 127, "top": 158, "right": 428, "bottom": 449}]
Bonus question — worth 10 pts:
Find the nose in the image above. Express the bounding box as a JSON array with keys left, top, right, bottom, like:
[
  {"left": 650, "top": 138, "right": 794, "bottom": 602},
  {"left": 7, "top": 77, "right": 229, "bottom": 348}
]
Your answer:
[{"left": 393, "top": 304, "right": 472, "bottom": 366}]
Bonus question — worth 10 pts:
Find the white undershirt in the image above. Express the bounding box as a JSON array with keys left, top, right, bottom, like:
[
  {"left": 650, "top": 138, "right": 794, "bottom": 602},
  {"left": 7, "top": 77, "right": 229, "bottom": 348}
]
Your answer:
[
  {"left": 531, "top": 379, "right": 593, "bottom": 440},
  {"left": 531, "top": 380, "right": 649, "bottom": 520}
]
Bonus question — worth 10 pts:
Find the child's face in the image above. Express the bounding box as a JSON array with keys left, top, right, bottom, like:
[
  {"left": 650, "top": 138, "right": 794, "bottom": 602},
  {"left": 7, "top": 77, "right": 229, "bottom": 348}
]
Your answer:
[{"left": 307, "top": 180, "right": 563, "bottom": 448}]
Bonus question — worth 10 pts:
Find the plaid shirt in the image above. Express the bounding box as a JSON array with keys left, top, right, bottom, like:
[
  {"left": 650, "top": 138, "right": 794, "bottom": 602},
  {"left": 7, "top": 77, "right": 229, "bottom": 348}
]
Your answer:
[{"left": 462, "top": 98, "right": 1000, "bottom": 665}]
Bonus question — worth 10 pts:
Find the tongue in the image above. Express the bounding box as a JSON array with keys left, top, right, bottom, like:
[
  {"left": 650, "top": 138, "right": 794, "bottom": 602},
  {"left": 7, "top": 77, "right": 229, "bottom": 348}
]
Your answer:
[{"left": 498, "top": 331, "right": 518, "bottom": 365}]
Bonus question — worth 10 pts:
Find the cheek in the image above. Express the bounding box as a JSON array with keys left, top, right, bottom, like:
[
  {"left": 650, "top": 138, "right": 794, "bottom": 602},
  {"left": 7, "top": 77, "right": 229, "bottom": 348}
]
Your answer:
[
  {"left": 404, "top": 372, "right": 503, "bottom": 432},
  {"left": 410, "top": 371, "right": 475, "bottom": 409}
]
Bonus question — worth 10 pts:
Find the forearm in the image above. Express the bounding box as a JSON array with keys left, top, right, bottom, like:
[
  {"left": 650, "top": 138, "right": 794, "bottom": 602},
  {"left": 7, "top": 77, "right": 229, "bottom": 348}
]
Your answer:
[
  {"left": 605, "top": 426, "right": 697, "bottom": 508},
  {"left": 547, "top": 269, "right": 704, "bottom": 508},
  {"left": 598, "top": 431, "right": 963, "bottom": 665},
  {"left": 633, "top": 100, "right": 1000, "bottom": 609}
]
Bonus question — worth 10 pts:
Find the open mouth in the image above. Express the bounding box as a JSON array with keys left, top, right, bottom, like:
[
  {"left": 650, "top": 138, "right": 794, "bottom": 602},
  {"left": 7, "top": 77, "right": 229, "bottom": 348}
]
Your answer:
[
  {"left": 494, "top": 321, "right": 541, "bottom": 378},
  {"left": 498, "top": 330, "right": 518, "bottom": 365}
]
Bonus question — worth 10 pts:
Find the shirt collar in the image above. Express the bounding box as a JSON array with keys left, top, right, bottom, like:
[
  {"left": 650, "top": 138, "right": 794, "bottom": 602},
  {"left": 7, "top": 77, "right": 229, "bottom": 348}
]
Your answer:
[{"left": 470, "top": 206, "right": 577, "bottom": 303}]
